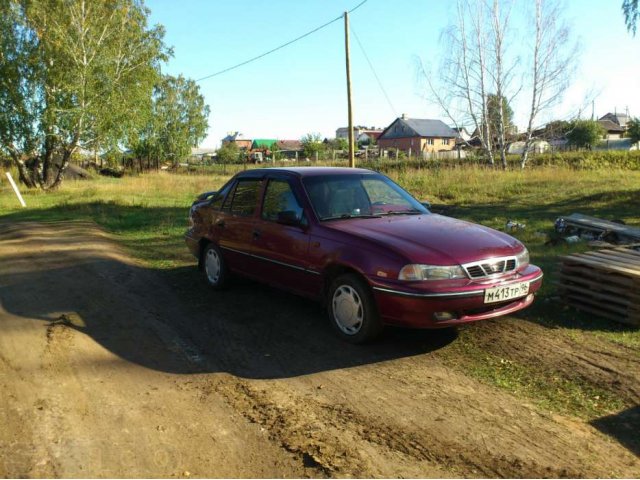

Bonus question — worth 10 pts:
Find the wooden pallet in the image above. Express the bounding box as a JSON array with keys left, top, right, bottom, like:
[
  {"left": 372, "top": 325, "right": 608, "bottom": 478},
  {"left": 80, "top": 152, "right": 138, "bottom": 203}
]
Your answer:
[{"left": 557, "top": 246, "right": 640, "bottom": 326}]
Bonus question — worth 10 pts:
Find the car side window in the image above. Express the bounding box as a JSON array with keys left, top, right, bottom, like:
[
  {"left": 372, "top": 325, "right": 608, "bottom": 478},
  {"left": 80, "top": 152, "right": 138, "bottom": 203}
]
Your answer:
[
  {"left": 223, "top": 179, "right": 261, "bottom": 216},
  {"left": 261, "top": 179, "right": 304, "bottom": 222},
  {"left": 210, "top": 183, "right": 232, "bottom": 210}
]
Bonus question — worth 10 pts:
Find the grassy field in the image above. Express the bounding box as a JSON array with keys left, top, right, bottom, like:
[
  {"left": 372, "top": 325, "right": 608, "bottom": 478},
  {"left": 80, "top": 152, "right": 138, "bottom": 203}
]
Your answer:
[{"left": 1, "top": 165, "right": 639, "bottom": 418}]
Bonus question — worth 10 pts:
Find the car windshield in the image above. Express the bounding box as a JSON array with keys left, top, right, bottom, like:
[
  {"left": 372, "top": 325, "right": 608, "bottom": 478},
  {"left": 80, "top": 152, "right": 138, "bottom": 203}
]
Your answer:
[{"left": 303, "top": 173, "right": 429, "bottom": 221}]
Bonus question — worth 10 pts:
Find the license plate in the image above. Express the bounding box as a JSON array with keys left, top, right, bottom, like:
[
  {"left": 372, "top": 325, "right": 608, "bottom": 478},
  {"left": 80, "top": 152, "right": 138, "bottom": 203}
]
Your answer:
[{"left": 484, "top": 282, "right": 530, "bottom": 304}]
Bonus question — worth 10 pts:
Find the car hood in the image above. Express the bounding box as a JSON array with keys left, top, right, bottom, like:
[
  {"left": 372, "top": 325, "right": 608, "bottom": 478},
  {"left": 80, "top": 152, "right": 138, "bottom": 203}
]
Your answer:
[{"left": 322, "top": 213, "right": 523, "bottom": 265}]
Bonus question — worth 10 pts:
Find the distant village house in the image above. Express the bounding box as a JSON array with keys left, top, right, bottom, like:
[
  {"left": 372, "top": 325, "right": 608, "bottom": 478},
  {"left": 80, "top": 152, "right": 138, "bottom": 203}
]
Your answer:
[
  {"left": 221, "top": 131, "right": 252, "bottom": 150},
  {"left": 336, "top": 126, "right": 383, "bottom": 142},
  {"left": 377, "top": 115, "right": 458, "bottom": 156},
  {"left": 274, "top": 140, "right": 303, "bottom": 159},
  {"left": 597, "top": 119, "right": 625, "bottom": 140},
  {"left": 599, "top": 112, "right": 630, "bottom": 130}
]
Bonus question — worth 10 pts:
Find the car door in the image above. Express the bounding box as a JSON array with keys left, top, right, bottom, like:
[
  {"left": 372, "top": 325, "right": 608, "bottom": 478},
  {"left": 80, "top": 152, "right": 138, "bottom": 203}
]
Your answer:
[
  {"left": 215, "top": 177, "right": 263, "bottom": 275},
  {"left": 251, "top": 177, "right": 321, "bottom": 298}
]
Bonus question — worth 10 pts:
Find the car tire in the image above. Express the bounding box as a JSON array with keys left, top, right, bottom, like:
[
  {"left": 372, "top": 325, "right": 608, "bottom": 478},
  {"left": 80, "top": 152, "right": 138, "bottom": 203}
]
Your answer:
[
  {"left": 327, "top": 273, "right": 383, "bottom": 344},
  {"left": 202, "top": 243, "right": 228, "bottom": 289}
]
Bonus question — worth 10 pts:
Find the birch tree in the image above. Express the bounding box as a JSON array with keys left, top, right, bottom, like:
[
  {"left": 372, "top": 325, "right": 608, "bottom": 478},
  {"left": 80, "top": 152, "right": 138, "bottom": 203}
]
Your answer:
[
  {"left": 419, "top": 0, "right": 518, "bottom": 166},
  {"left": 133, "top": 75, "right": 210, "bottom": 168},
  {"left": 487, "top": 0, "right": 518, "bottom": 169},
  {"left": 519, "top": 0, "right": 576, "bottom": 168},
  {"left": 0, "top": 0, "right": 167, "bottom": 189},
  {"left": 420, "top": 0, "right": 576, "bottom": 169},
  {"left": 623, "top": 0, "right": 639, "bottom": 35}
]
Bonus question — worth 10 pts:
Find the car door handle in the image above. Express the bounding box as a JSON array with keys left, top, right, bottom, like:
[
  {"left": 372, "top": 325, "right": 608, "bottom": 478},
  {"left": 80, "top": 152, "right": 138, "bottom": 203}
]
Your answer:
[
  {"left": 215, "top": 219, "right": 225, "bottom": 227},
  {"left": 253, "top": 229, "right": 261, "bottom": 239}
]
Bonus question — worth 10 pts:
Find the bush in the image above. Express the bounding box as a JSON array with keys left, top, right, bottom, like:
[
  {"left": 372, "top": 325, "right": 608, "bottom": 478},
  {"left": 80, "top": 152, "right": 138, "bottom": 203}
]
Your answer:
[
  {"left": 526, "top": 150, "right": 640, "bottom": 170},
  {"left": 359, "top": 150, "right": 640, "bottom": 172},
  {"left": 99, "top": 167, "right": 124, "bottom": 178}
]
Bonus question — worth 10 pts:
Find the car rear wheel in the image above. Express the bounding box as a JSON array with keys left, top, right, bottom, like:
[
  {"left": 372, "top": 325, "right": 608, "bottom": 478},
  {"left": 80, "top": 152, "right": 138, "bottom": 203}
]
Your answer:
[
  {"left": 203, "top": 243, "right": 228, "bottom": 289},
  {"left": 328, "top": 273, "right": 382, "bottom": 343}
]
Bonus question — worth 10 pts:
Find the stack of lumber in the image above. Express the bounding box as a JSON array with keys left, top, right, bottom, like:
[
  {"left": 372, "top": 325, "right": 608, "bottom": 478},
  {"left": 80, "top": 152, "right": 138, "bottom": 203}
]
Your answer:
[
  {"left": 558, "top": 213, "right": 640, "bottom": 243},
  {"left": 558, "top": 246, "right": 640, "bottom": 326}
]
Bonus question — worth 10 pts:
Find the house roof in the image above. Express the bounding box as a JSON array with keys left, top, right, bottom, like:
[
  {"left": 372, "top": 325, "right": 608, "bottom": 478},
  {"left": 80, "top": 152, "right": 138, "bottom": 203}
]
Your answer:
[
  {"left": 598, "top": 119, "right": 625, "bottom": 132},
  {"left": 379, "top": 117, "right": 458, "bottom": 140},
  {"left": 222, "top": 132, "right": 250, "bottom": 143},
  {"left": 358, "top": 130, "right": 382, "bottom": 140},
  {"left": 252, "top": 139, "right": 277, "bottom": 149},
  {"left": 191, "top": 147, "right": 216, "bottom": 156},
  {"left": 275, "top": 140, "right": 303, "bottom": 151},
  {"left": 599, "top": 112, "right": 630, "bottom": 127}
]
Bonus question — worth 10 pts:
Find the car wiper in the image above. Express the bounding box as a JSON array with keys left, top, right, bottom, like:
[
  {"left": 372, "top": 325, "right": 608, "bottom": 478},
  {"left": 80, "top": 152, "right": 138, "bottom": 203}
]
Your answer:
[
  {"left": 381, "top": 209, "right": 424, "bottom": 216},
  {"left": 322, "top": 213, "right": 382, "bottom": 221}
]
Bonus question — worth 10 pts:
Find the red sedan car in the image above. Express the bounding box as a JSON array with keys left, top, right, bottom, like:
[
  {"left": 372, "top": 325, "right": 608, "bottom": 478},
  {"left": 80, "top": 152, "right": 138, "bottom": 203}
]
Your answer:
[{"left": 185, "top": 167, "right": 543, "bottom": 343}]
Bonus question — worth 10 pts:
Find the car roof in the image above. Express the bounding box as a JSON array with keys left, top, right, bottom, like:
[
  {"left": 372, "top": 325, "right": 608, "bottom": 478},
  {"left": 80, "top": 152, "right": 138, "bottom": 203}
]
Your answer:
[{"left": 234, "top": 167, "right": 376, "bottom": 179}]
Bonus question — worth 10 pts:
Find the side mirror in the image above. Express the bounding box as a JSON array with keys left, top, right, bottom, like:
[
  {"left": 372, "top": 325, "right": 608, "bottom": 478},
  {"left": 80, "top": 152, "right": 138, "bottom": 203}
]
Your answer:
[
  {"left": 421, "top": 201, "right": 431, "bottom": 210},
  {"left": 196, "top": 190, "right": 217, "bottom": 201},
  {"left": 277, "top": 210, "right": 301, "bottom": 226}
]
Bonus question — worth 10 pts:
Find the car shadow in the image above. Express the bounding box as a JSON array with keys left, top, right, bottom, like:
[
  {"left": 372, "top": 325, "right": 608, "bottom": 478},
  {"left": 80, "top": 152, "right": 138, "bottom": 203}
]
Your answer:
[
  {"left": 0, "top": 250, "right": 457, "bottom": 379},
  {"left": 165, "top": 266, "right": 459, "bottom": 379},
  {"left": 590, "top": 405, "right": 640, "bottom": 456}
]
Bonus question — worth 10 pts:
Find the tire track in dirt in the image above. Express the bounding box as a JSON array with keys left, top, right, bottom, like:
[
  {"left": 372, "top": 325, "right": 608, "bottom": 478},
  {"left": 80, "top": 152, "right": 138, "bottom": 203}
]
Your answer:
[
  {"left": 197, "top": 371, "right": 621, "bottom": 478},
  {"left": 199, "top": 378, "right": 450, "bottom": 477},
  {"left": 0, "top": 309, "right": 61, "bottom": 477}
]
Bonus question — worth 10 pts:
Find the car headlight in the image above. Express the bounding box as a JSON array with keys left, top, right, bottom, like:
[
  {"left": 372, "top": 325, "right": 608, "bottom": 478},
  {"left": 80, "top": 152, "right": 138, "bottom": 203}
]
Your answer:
[
  {"left": 398, "top": 264, "right": 467, "bottom": 281},
  {"left": 516, "top": 248, "right": 529, "bottom": 268}
]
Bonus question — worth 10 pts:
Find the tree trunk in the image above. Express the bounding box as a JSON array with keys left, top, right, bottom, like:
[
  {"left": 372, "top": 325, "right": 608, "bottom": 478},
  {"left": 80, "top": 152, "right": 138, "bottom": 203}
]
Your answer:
[
  {"left": 520, "top": 132, "right": 535, "bottom": 169},
  {"left": 42, "top": 132, "right": 55, "bottom": 185},
  {"left": 14, "top": 158, "right": 36, "bottom": 189},
  {"left": 49, "top": 150, "right": 71, "bottom": 190},
  {"left": 520, "top": 148, "right": 530, "bottom": 169},
  {"left": 49, "top": 135, "right": 79, "bottom": 190}
]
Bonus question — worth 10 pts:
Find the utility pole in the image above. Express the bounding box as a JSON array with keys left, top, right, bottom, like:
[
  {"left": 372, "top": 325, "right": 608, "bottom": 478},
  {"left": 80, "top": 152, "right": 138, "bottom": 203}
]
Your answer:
[{"left": 344, "top": 11, "right": 355, "bottom": 168}]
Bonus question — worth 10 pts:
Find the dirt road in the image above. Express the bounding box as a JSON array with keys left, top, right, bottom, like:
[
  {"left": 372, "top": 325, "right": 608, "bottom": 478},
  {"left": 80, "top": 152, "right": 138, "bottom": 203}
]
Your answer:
[{"left": 1, "top": 220, "right": 638, "bottom": 477}]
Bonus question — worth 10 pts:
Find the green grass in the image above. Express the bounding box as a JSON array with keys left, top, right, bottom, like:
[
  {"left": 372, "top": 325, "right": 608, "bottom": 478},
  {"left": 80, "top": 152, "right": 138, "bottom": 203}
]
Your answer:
[
  {"left": 1, "top": 165, "right": 638, "bottom": 418},
  {"left": 441, "top": 332, "right": 627, "bottom": 419},
  {"left": 0, "top": 173, "right": 229, "bottom": 268}
]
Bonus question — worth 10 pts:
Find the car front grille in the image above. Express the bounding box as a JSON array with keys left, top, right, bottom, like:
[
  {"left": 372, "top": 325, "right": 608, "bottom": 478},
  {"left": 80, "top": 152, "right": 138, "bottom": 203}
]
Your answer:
[{"left": 462, "top": 257, "right": 518, "bottom": 279}]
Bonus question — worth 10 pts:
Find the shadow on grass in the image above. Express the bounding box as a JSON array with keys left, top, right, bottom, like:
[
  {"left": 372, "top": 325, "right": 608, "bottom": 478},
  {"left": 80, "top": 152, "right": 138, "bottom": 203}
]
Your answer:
[
  {"left": 431, "top": 188, "right": 640, "bottom": 225},
  {"left": 0, "top": 200, "right": 187, "bottom": 231}
]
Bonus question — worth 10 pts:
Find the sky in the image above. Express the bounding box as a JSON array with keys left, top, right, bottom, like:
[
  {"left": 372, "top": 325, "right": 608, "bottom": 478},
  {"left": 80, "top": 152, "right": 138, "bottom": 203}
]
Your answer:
[{"left": 147, "top": 0, "right": 640, "bottom": 148}]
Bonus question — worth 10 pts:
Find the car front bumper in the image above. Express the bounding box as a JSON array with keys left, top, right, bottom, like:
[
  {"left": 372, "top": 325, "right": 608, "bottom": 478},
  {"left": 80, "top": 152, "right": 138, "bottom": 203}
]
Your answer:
[
  {"left": 370, "top": 265, "right": 543, "bottom": 328},
  {"left": 185, "top": 231, "right": 200, "bottom": 260}
]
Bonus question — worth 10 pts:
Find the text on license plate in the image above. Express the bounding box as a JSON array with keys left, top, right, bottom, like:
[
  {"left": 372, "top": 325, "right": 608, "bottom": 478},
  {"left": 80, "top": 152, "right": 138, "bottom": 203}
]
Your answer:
[{"left": 484, "top": 282, "right": 530, "bottom": 304}]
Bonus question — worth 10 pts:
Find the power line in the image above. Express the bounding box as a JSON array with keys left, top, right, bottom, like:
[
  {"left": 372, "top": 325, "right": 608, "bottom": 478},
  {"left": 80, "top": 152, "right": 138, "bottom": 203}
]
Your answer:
[
  {"left": 349, "top": 22, "right": 397, "bottom": 117},
  {"left": 196, "top": 0, "right": 369, "bottom": 82}
]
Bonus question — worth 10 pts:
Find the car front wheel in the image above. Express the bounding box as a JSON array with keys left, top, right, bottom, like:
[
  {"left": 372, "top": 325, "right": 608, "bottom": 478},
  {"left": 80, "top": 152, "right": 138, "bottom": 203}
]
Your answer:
[
  {"left": 203, "top": 243, "right": 228, "bottom": 289},
  {"left": 327, "top": 273, "right": 382, "bottom": 343}
]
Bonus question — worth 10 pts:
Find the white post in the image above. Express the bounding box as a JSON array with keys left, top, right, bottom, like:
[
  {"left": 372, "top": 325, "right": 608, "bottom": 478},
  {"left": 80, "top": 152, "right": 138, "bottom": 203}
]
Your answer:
[{"left": 5, "top": 172, "right": 26, "bottom": 207}]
